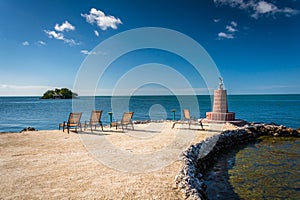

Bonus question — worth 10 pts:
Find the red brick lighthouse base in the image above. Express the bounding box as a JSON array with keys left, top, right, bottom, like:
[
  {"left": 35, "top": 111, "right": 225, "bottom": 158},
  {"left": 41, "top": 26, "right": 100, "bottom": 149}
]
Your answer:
[{"left": 205, "top": 78, "right": 235, "bottom": 122}]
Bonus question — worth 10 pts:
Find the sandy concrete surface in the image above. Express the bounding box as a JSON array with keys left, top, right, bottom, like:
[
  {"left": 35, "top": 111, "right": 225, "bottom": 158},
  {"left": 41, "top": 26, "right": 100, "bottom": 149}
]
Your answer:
[{"left": 0, "top": 122, "right": 225, "bottom": 199}]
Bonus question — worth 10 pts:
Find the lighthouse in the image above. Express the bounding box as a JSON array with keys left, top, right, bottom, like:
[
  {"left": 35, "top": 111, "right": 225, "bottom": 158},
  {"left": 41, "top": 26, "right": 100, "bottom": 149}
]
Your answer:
[{"left": 205, "top": 77, "right": 235, "bottom": 122}]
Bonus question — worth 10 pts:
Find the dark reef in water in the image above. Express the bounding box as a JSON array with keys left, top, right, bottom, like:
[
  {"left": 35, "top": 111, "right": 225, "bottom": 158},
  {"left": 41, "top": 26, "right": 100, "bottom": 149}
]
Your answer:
[
  {"left": 19, "top": 127, "right": 37, "bottom": 133},
  {"left": 175, "top": 123, "right": 300, "bottom": 200}
]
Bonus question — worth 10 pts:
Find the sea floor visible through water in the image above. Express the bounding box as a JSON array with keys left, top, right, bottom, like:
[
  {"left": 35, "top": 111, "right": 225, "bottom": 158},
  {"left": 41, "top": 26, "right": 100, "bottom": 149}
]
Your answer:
[{"left": 203, "top": 136, "right": 300, "bottom": 200}]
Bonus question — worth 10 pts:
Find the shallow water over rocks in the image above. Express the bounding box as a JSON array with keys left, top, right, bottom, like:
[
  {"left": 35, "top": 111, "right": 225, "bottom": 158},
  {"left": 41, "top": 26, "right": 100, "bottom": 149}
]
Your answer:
[{"left": 203, "top": 136, "right": 300, "bottom": 199}]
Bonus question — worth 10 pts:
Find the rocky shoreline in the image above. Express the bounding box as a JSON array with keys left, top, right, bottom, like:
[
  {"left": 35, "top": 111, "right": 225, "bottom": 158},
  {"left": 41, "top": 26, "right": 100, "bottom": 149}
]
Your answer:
[{"left": 175, "top": 123, "right": 300, "bottom": 200}]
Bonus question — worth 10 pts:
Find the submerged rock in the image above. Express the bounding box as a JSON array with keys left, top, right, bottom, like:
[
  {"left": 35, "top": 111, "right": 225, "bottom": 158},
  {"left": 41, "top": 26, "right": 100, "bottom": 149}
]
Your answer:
[{"left": 20, "top": 127, "right": 37, "bottom": 133}]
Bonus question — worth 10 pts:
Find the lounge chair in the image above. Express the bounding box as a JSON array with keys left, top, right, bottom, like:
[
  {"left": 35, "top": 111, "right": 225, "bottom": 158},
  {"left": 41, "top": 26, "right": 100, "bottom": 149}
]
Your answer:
[
  {"left": 59, "top": 112, "right": 82, "bottom": 133},
  {"left": 172, "top": 109, "right": 203, "bottom": 129},
  {"left": 111, "top": 112, "right": 134, "bottom": 131},
  {"left": 83, "top": 110, "right": 103, "bottom": 132}
]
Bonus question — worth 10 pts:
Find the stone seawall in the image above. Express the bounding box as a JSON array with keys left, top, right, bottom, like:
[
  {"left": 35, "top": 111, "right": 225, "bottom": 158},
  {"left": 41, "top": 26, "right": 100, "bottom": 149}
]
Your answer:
[{"left": 175, "top": 123, "right": 300, "bottom": 200}]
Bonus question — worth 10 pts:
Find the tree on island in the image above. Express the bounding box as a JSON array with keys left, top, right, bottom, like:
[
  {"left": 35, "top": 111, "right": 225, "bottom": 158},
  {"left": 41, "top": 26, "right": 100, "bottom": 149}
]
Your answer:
[{"left": 41, "top": 88, "right": 78, "bottom": 99}]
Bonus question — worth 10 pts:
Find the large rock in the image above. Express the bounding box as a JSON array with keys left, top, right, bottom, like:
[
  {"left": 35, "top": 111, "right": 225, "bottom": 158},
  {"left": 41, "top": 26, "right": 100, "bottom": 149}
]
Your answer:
[{"left": 20, "top": 127, "right": 37, "bottom": 133}]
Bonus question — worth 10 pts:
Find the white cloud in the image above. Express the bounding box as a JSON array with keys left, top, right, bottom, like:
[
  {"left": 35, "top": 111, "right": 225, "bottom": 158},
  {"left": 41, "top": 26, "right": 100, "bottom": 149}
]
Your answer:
[
  {"left": 81, "top": 8, "right": 122, "bottom": 30},
  {"left": 226, "top": 25, "right": 237, "bottom": 32},
  {"left": 94, "top": 87, "right": 211, "bottom": 96},
  {"left": 214, "top": 0, "right": 299, "bottom": 18},
  {"left": 37, "top": 40, "right": 46, "bottom": 46},
  {"left": 64, "top": 38, "right": 80, "bottom": 46},
  {"left": 214, "top": 19, "right": 221, "bottom": 23},
  {"left": 259, "top": 85, "right": 290, "bottom": 90},
  {"left": 281, "top": 7, "right": 300, "bottom": 17},
  {"left": 94, "top": 30, "right": 99, "bottom": 37},
  {"left": 218, "top": 32, "right": 234, "bottom": 39},
  {"left": 80, "top": 50, "right": 96, "bottom": 55},
  {"left": 0, "top": 84, "right": 50, "bottom": 89},
  {"left": 44, "top": 20, "right": 79, "bottom": 46},
  {"left": 231, "top": 21, "right": 237, "bottom": 27},
  {"left": 44, "top": 30, "right": 79, "bottom": 46},
  {"left": 251, "top": 1, "right": 278, "bottom": 18},
  {"left": 44, "top": 30, "right": 64, "bottom": 40},
  {"left": 0, "top": 84, "right": 56, "bottom": 96},
  {"left": 22, "top": 41, "right": 29, "bottom": 46},
  {"left": 217, "top": 21, "right": 238, "bottom": 39},
  {"left": 214, "top": 0, "right": 250, "bottom": 9},
  {"left": 54, "top": 21, "right": 75, "bottom": 32},
  {"left": 256, "top": 1, "right": 276, "bottom": 14}
]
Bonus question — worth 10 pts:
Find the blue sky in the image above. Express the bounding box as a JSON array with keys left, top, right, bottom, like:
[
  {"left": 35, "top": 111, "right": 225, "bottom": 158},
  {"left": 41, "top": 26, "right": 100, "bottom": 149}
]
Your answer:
[{"left": 0, "top": 0, "right": 299, "bottom": 96}]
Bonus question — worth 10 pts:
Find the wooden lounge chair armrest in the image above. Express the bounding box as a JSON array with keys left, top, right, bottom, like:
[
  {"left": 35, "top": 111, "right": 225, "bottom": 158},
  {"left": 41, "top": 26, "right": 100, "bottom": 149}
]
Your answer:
[{"left": 59, "top": 121, "right": 66, "bottom": 126}]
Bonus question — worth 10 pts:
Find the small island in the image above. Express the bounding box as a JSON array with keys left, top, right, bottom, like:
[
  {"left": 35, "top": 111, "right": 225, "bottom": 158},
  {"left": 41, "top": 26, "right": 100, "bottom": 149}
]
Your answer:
[{"left": 41, "top": 88, "right": 78, "bottom": 99}]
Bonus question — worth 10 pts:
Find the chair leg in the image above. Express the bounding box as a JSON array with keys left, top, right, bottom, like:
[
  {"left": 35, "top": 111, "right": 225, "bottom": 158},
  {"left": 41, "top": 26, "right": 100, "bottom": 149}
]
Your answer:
[
  {"left": 100, "top": 122, "right": 103, "bottom": 131},
  {"left": 200, "top": 122, "right": 204, "bottom": 130},
  {"left": 84, "top": 122, "right": 87, "bottom": 131},
  {"left": 62, "top": 122, "right": 66, "bottom": 132},
  {"left": 172, "top": 122, "right": 176, "bottom": 129}
]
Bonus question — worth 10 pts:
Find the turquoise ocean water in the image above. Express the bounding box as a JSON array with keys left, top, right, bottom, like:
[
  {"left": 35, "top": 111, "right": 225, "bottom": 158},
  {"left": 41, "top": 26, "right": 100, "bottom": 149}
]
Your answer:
[{"left": 0, "top": 94, "right": 299, "bottom": 132}]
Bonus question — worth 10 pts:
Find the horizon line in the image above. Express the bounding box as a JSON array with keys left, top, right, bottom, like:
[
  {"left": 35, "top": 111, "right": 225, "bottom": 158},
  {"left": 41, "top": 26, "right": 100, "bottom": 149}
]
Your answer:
[{"left": 1, "top": 93, "right": 300, "bottom": 97}]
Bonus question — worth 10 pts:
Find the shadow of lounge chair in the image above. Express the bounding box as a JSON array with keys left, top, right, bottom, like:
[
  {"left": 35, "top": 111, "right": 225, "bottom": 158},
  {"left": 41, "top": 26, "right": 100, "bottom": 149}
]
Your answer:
[
  {"left": 111, "top": 112, "right": 134, "bottom": 131},
  {"left": 172, "top": 109, "right": 203, "bottom": 130},
  {"left": 83, "top": 110, "right": 103, "bottom": 132},
  {"left": 59, "top": 112, "right": 82, "bottom": 133}
]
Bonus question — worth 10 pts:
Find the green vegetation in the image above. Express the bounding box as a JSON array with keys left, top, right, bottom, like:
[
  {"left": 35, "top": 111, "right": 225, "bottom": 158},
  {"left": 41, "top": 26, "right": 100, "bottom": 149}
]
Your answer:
[{"left": 41, "top": 88, "right": 78, "bottom": 99}]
